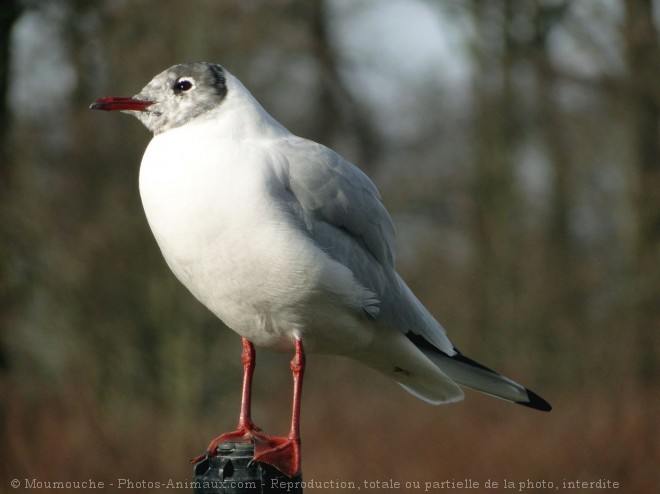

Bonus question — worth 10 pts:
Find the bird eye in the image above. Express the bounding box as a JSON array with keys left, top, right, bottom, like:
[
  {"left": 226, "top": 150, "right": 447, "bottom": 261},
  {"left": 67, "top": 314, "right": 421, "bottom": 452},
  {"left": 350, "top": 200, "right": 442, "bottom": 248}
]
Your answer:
[{"left": 173, "top": 78, "right": 194, "bottom": 93}]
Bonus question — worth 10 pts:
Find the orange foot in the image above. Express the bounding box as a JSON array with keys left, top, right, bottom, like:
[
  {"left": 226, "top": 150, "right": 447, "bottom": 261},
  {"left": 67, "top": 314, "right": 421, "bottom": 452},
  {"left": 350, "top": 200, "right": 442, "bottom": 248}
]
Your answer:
[
  {"left": 189, "top": 423, "right": 260, "bottom": 464},
  {"left": 190, "top": 427, "right": 301, "bottom": 478},
  {"left": 252, "top": 434, "right": 301, "bottom": 478}
]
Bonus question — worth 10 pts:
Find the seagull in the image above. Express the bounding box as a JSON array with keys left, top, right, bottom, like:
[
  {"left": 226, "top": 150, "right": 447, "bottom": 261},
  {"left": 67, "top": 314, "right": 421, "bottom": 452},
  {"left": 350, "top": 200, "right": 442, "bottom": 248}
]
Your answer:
[{"left": 91, "top": 62, "right": 551, "bottom": 477}]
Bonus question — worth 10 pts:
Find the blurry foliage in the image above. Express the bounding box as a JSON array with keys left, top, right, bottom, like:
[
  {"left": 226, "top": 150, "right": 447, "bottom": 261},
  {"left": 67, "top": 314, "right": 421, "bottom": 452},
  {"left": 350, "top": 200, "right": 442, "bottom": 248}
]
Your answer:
[{"left": 0, "top": 0, "right": 658, "bottom": 492}]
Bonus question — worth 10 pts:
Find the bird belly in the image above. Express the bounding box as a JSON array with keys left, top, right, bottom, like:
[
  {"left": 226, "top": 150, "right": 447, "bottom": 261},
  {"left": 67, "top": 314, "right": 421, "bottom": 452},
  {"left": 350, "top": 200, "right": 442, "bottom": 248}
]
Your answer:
[{"left": 138, "top": 135, "right": 374, "bottom": 352}]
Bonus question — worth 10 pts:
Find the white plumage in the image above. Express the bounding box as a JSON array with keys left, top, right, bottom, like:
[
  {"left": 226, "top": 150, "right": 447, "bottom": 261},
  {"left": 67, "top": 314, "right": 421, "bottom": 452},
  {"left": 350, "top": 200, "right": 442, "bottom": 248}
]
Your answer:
[{"left": 94, "top": 62, "right": 551, "bottom": 409}]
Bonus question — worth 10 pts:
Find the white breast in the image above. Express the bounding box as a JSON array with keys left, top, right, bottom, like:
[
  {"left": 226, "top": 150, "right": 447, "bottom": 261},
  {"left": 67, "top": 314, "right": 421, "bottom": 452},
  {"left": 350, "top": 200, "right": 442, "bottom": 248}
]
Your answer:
[{"left": 138, "top": 125, "right": 344, "bottom": 349}]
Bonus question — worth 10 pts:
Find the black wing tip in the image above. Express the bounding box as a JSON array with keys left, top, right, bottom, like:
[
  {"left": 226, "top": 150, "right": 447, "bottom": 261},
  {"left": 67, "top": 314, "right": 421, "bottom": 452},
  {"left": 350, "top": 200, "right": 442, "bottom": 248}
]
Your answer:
[
  {"left": 517, "top": 388, "right": 552, "bottom": 412},
  {"left": 406, "top": 333, "right": 553, "bottom": 412}
]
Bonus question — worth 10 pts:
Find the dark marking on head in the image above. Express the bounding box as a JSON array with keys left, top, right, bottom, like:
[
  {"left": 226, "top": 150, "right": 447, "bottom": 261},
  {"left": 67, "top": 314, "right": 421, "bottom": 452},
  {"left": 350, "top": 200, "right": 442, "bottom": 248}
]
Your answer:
[
  {"left": 208, "top": 64, "right": 228, "bottom": 100},
  {"left": 127, "top": 62, "right": 229, "bottom": 134}
]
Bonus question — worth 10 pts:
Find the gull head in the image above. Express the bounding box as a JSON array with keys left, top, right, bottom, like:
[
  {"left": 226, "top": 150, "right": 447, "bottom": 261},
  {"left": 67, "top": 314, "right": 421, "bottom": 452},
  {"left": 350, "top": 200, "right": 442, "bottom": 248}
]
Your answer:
[{"left": 90, "top": 62, "right": 228, "bottom": 135}]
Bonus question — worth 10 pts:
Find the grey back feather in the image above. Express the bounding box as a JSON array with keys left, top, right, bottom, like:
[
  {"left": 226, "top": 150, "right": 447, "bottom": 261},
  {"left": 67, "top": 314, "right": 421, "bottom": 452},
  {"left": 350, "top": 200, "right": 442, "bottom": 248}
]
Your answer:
[{"left": 272, "top": 138, "right": 454, "bottom": 354}]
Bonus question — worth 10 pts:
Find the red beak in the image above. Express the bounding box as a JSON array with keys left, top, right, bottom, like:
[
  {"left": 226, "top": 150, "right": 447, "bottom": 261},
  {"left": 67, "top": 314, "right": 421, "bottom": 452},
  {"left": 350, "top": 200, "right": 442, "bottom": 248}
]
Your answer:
[{"left": 89, "top": 96, "right": 154, "bottom": 112}]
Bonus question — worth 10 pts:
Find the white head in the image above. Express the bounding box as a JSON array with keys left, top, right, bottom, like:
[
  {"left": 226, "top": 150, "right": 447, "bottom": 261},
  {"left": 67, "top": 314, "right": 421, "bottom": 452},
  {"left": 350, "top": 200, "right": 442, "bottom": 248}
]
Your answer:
[{"left": 90, "top": 62, "right": 229, "bottom": 135}]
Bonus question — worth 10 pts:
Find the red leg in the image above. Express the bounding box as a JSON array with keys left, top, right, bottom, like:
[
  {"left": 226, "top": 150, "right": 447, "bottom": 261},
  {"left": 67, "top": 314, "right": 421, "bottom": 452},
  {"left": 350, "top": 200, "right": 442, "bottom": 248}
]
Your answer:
[
  {"left": 252, "top": 338, "right": 305, "bottom": 477},
  {"left": 191, "top": 337, "right": 306, "bottom": 478},
  {"left": 236, "top": 337, "right": 260, "bottom": 432},
  {"left": 190, "top": 338, "right": 262, "bottom": 463}
]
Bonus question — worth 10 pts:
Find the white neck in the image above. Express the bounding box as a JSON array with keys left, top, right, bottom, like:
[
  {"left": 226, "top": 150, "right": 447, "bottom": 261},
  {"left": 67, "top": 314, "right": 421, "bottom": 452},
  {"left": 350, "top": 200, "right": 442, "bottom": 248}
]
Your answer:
[{"left": 175, "top": 72, "right": 291, "bottom": 142}]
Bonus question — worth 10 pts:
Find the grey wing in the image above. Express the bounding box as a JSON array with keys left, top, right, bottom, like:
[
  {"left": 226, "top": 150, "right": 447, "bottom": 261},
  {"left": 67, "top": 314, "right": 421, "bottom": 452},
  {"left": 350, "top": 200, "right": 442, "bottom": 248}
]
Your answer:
[{"left": 275, "top": 138, "right": 455, "bottom": 355}]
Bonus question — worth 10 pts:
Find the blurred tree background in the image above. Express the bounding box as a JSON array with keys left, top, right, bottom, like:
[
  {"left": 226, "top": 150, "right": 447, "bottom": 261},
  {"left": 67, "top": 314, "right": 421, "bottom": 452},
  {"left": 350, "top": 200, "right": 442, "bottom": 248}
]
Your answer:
[{"left": 1, "top": 0, "right": 658, "bottom": 492}]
